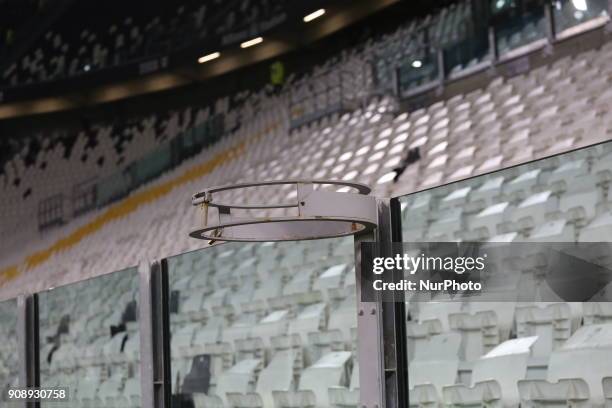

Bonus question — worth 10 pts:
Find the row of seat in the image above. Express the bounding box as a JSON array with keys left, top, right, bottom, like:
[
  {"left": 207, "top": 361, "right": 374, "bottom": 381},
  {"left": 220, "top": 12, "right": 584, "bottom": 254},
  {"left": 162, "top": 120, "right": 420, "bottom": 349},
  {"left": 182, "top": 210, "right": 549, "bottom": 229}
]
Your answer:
[
  {"left": 402, "top": 143, "right": 612, "bottom": 243},
  {"left": 409, "top": 324, "right": 612, "bottom": 407}
]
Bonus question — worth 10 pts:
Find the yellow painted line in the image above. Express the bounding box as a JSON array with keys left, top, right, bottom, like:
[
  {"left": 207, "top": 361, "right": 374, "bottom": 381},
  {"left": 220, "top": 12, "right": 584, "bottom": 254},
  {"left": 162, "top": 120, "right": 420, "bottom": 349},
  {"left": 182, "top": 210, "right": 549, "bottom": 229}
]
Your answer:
[{"left": 0, "top": 124, "right": 275, "bottom": 287}]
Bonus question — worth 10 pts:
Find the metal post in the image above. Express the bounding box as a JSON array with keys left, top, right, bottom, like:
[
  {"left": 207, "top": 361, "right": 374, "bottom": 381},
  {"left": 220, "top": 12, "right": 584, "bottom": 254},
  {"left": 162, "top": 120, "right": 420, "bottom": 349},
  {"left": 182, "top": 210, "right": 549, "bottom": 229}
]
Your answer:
[
  {"left": 378, "top": 198, "right": 408, "bottom": 408},
  {"left": 545, "top": 1, "right": 556, "bottom": 44},
  {"left": 355, "top": 229, "right": 385, "bottom": 408},
  {"left": 354, "top": 197, "right": 409, "bottom": 408},
  {"left": 392, "top": 64, "right": 400, "bottom": 98},
  {"left": 488, "top": 26, "right": 499, "bottom": 62},
  {"left": 437, "top": 48, "right": 446, "bottom": 85},
  {"left": 17, "top": 293, "right": 39, "bottom": 408},
  {"left": 139, "top": 259, "right": 171, "bottom": 408}
]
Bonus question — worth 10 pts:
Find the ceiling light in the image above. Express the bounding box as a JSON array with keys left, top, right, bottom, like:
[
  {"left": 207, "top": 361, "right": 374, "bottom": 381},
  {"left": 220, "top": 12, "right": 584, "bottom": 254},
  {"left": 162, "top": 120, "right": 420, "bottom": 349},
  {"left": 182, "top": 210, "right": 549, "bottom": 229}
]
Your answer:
[
  {"left": 240, "top": 37, "right": 263, "bottom": 48},
  {"left": 572, "top": 0, "right": 588, "bottom": 11},
  {"left": 304, "top": 9, "right": 326, "bottom": 22},
  {"left": 198, "top": 52, "right": 220, "bottom": 63}
]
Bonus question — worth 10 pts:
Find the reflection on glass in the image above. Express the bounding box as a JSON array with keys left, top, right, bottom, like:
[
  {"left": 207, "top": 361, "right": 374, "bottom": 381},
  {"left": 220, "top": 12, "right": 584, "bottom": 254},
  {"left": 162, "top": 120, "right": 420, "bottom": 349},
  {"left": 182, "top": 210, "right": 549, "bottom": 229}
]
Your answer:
[
  {"left": 38, "top": 268, "right": 141, "bottom": 407},
  {"left": 168, "top": 237, "right": 358, "bottom": 408},
  {"left": 553, "top": 0, "right": 609, "bottom": 34},
  {"left": 496, "top": 7, "right": 546, "bottom": 55},
  {"left": 491, "top": 0, "right": 517, "bottom": 15},
  {"left": 444, "top": 30, "right": 490, "bottom": 77},
  {"left": 399, "top": 141, "right": 612, "bottom": 406},
  {"left": 0, "top": 299, "right": 18, "bottom": 403},
  {"left": 397, "top": 49, "right": 439, "bottom": 96}
]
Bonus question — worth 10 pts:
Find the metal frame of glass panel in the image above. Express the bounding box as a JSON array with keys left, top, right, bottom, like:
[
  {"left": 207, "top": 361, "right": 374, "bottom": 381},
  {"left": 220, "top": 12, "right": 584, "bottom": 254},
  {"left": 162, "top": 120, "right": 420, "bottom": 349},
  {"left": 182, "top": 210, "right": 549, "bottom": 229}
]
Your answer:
[{"left": 17, "top": 293, "right": 39, "bottom": 407}]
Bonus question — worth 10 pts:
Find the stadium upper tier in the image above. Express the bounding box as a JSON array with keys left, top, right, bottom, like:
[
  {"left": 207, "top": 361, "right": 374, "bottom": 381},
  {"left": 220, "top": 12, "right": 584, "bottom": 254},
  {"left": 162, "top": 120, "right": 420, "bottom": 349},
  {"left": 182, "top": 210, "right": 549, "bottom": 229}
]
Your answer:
[{"left": 0, "top": 0, "right": 291, "bottom": 87}]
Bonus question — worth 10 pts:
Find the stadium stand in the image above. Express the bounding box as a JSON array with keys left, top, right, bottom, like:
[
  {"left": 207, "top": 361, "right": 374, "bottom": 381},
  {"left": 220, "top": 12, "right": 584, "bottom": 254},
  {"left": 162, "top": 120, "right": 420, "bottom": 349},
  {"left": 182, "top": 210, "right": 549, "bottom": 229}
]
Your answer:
[
  {"left": 1, "top": 0, "right": 291, "bottom": 87},
  {"left": 4, "top": 32, "right": 612, "bottom": 294},
  {"left": 1, "top": 1, "right": 612, "bottom": 407}
]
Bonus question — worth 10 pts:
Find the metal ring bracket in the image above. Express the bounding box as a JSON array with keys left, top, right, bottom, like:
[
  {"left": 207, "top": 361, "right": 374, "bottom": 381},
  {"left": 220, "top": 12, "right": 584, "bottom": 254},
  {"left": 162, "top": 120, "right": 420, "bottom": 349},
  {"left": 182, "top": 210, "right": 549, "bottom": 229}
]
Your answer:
[{"left": 190, "top": 180, "right": 378, "bottom": 242}]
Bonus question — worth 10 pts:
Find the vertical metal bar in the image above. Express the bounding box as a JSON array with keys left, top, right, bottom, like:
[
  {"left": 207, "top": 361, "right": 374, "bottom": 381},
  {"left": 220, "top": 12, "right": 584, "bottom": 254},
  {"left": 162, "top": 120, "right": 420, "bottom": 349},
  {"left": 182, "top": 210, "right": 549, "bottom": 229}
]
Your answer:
[
  {"left": 488, "top": 26, "right": 499, "bottom": 62},
  {"left": 17, "top": 294, "right": 39, "bottom": 408},
  {"left": 354, "top": 197, "right": 409, "bottom": 408},
  {"left": 389, "top": 197, "right": 409, "bottom": 405},
  {"left": 155, "top": 260, "right": 172, "bottom": 408},
  {"left": 393, "top": 65, "right": 400, "bottom": 98},
  {"left": 378, "top": 198, "right": 408, "bottom": 408},
  {"left": 17, "top": 295, "right": 27, "bottom": 391},
  {"left": 139, "top": 261, "right": 155, "bottom": 408},
  {"left": 545, "top": 1, "right": 556, "bottom": 43},
  {"left": 355, "top": 228, "right": 385, "bottom": 408},
  {"left": 437, "top": 48, "right": 446, "bottom": 84},
  {"left": 139, "top": 259, "right": 171, "bottom": 408}
]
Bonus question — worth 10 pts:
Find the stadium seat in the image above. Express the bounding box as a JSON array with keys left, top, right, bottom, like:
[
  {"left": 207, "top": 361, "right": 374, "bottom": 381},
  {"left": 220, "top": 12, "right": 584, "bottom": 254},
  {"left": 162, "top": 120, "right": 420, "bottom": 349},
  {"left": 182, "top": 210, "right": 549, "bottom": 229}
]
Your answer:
[
  {"left": 227, "top": 341, "right": 302, "bottom": 408},
  {"left": 273, "top": 351, "right": 352, "bottom": 408},
  {"left": 518, "top": 324, "right": 612, "bottom": 406},
  {"left": 515, "top": 303, "right": 578, "bottom": 358},
  {"left": 193, "top": 358, "right": 261, "bottom": 408},
  {"left": 443, "top": 336, "right": 538, "bottom": 407},
  {"left": 408, "top": 332, "right": 462, "bottom": 407}
]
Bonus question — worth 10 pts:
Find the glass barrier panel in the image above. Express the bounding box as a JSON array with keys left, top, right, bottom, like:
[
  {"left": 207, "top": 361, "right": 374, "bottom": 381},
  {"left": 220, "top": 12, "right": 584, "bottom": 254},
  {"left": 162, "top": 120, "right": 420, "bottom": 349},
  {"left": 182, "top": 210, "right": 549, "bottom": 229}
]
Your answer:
[
  {"left": 0, "top": 298, "right": 19, "bottom": 404},
  {"left": 130, "top": 146, "right": 172, "bottom": 186},
  {"left": 96, "top": 171, "right": 131, "bottom": 206},
  {"left": 38, "top": 267, "right": 140, "bottom": 407},
  {"left": 397, "top": 141, "right": 612, "bottom": 406},
  {"left": 495, "top": 6, "right": 546, "bottom": 55},
  {"left": 553, "top": 0, "right": 609, "bottom": 34},
  {"left": 443, "top": 29, "right": 491, "bottom": 78},
  {"left": 397, "top": 49, "right": 440, "bottom": 97},
  {"left": 167, "top": 237, "right": 358, "bottom": 408}
]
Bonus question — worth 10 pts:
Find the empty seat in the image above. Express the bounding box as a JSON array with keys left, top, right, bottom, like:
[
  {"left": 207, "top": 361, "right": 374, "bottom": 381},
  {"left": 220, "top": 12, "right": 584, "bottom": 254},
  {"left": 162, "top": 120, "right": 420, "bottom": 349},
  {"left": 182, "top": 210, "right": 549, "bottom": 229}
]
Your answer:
[
  {"left": 469, "top": 202, "right": 513, "bottom": 238},
  {"left": 273, "top": 351, "right": 352, "bottom": 408},
  {"left": 250, "top": 310, "right": 290, "bottom": 347},
  {"left": 443, "top": 336, "right": 538, "bottom": 407},
  {"left": 510, "top": 190, "right": 558, "bottom": 231},
  {"left": 288, "top": 303, "right": 327, "bottom": 345},
  {"left": 408, "top": 332, "right": 461, "bottom": 407},
  {"left": 584, "top": 303, "right": 612, "bottom": 325},
  {"left": 515, "top": 303, "right": 577, "bottom": 358},
  {"left": 227, "top": 344, "right": 301, "bottom": 408},
  {"left": 193, "top": 358, "right": 261, "bottom": 407},
  {"left": 449, "top": 308, "right": 509, "bottom": 361},
  {"left": 328, "top": 362, "right": 359, "bottom": 408},
  {"left": 579, "top": 212, "right": 612, "bottom": 241},
  {"left": 518, "top": 324, "right": 612, "bottom": 406}
]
